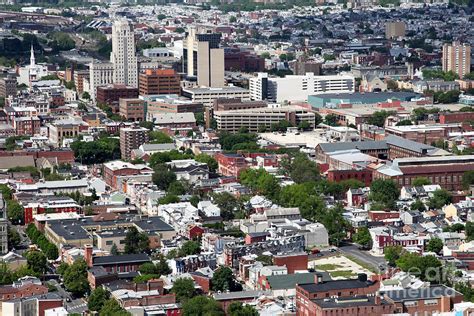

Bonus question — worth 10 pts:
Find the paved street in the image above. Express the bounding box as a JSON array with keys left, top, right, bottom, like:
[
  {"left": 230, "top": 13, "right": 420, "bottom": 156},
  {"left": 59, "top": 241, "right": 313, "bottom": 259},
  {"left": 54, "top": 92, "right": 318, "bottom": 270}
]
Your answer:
[{"left": 338, "top": 243, "right": 386, "bottom": 273}]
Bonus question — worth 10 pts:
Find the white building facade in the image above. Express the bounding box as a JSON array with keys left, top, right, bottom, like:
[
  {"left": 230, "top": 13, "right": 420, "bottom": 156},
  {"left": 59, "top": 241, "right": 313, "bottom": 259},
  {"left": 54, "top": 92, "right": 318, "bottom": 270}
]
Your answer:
[
  {"left": 111, "top": 20, "right": 138, "bottom": 88},
  {"left": 249, "top": 72, "right": 355, "bottom": 103}
]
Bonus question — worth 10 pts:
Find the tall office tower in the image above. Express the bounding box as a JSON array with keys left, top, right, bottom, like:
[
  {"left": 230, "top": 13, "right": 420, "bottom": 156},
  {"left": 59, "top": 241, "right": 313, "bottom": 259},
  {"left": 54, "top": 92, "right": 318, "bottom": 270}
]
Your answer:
[
  {"left": 0, "top": 194, "right": 7, "bottom": 254},
  {"left": 442, "top": 41, "right": 471, "bottom": 79},
  {"left": 111, "top": 20, "right": 138, "bottom": 88},
  {"left": 120, "top": 125, "right": 149, "bottom": 160},
  {"left": 183, "top": 27, "right": 225, "bottom": 88}
]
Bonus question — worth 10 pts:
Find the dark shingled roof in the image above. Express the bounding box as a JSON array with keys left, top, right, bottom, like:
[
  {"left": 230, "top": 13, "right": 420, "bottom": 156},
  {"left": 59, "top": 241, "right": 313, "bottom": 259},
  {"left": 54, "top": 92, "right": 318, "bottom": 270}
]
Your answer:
[
  {"left": 318, "top": 141, "right": 388, "bottom": 153},
  {"left": 93, "top": 253, "right": 150, "bottom": 266},
  {"left": 298, "top": 279, "right": 376, "bottom": 293}
]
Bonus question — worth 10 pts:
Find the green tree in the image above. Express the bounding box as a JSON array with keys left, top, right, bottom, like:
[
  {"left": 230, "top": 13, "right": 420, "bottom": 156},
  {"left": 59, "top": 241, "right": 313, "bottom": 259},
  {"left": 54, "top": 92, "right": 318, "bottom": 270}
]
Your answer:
[
  {"left": 462, "top": 170, "right": 474, "bottom": 189},
  {"left": 110, "top": 243, "right": 119, "bottom": 255},
  {"left": 279, "top": 183, "right": 325, "bottom": 221},
  {"left": 255, "top": 255, "right": 273, "bottom": 266},
  {"left": 99, "top": 298, "right": 129, "bottom": 316},
  {"left": 195, "top": 154, "right": 218, "bottom": 173},
  {"left": 70, "top": 137, "right": 120, "bottom": 165},
  {"left": 159, "top": 194, "right": 180, "bottom": 204},
  {"left": 211, "top": 266, "right": 240, "bottom": 292},
  {"left": 428, "top": 189, "right": 452, "bottom": 209},
  {"left": 171, "top": 277, "right": 196, "bottom": 303},
  {"left": 88, "top": 287, "right": 110, "bottom": 312},
  {"left": 411, "top": 199, "right": 426, "bottom": 212},
  {"left": 124, "top": 227, "right": 149, "bottom": 254},
  {"left": 323, "top": 113, "right": 338, "bottom": 126},
  {"left": 466, "top": 222, "right": 474, "bottom": 241},
  {"left": 26, "top": 250, "right": 47, "bottom": 275},
  {"left": 352, "top": 227, "right": 372, "bottom": 249},
  {"left": 320, "top": 205, "right": 350, "bottom": 246},
  {"left": 427, "top": 237, "right": 443, "bottom": 254},
  {"left": 179, "top": 240, "right": 201, "bottom": 257},
  {"left": 239, "top": 168, "right": 280, "bottom": 200},
  {"left": 7, "top": 200, "right": 24, "bottom": 225},
  {"left": 211, "top": 192, "right": 240, "bottom": 221},
  {"left": 412, "top": 177, "right": 431, "bottom": 187},
  {"left": 139, "top": 262, "right": 158, "bottom": 275},
  {"left": 384, "top": 245, "right": 403, "bottom": 266},
  {"left": 367, "top": 110, "right": 396, "bottom": 127},
  {"left": 228, "top": 302, "right": 259, "bottom": 316},
  {"left": 82, "top": 92, "right": 90, "bottom": 100},
  {"left": 152, "top": 164, "right": 177, "bottom": 190},
  {"left": 182, "top": 296, "right": 224, "bottom": 316},
  {"left": 369, "top": 179, "right": 399, "bottom": 210},
  {"left": 396, "top": 253, "right": 442, "bottom": 282},
  {"left": 155, "top": 255, "right": 172, "bottom": 275},
  {"left": 285, "top": 153, "right": 320, "bottom": 184},
  {"left": 396, "top": 119, "right": 413, "bottom": 126},
  {"left": 149, "top": 131, "right": 173, "bottom": 143},
  {"left": 7, "top": 227, "right": 21, "bottom": 250},
  {"left": 63, "top": 259, "right": 90, "bottom": 297}
]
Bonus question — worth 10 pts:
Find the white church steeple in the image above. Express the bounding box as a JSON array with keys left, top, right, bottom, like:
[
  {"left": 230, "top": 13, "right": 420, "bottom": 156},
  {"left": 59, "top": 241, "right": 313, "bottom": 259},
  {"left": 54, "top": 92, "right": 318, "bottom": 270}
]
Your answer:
[{"left": 30, "top": 45, "right": 35, "bottom": 67}]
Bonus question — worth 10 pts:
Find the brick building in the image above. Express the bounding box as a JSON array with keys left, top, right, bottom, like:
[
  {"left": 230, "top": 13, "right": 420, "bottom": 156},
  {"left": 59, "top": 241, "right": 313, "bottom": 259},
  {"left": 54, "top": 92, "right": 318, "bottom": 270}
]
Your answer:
[
  {"left": 96, "top": 84, "right": 139, "bottom": 107},
  {"left": 215, "top": 153, "right": 248, "bottom": 177},
  {"left": 103, "top": 160, "right": 153, "bottom": 189},
  {"left": 296, "top": 274, "right": 380, "bottom": 316},
  {"left": 439, "top": 111, "right": 474, "bottom": 124},
  {"left": 273, "top": 252, "right": 308, "bottom": 274},
  {"left": 224, "top": 48, "right": 265, "bottom": 73},
  {"left": 374, "top": 155, "right": 474, "bottom": 190},
  {"left": 327, "top": 169, "right": 373, "bottom": 187},
  {"left": 212, "top": 98, "right": 267, "bottom": 112},
  {"left": 119, "top": 98, "right": 146, "bottom": 121},
  {"left": 139, "top": 69, "right": 181, "bottom": 96}
]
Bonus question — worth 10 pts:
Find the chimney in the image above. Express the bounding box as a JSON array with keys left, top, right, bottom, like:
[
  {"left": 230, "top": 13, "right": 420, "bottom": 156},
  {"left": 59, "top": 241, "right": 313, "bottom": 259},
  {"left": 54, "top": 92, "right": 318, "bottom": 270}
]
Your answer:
[
  {"left": 314, "top": 274, "right": 323, "bottom": 284},
  {"left": 375, "top": 293, "right": 381, "bottom": 305},
  {"left": 84, "top": 244, "right": 93, "bottom": 268}
]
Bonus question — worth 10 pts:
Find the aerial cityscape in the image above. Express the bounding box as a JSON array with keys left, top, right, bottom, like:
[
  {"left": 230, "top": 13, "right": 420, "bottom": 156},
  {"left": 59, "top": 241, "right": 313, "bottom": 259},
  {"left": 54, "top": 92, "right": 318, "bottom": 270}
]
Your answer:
[{"left": 0, "top": 0, "right": 472, "bottom": 315}]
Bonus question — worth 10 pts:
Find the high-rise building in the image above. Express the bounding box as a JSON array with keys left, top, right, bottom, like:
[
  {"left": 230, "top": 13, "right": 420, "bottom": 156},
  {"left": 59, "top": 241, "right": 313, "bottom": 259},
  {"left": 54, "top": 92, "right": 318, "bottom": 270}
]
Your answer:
[
  {"left": 442, "top": 41, "right": 471, "bottom": 79},
  {"left": 120, "top": 125, "right": 149, "bottom": 160},
  {"left": 385, "top": 22, "right": 406, "bottom": 39},
  {"left": 183, "top": 27, "right": 225, "bottom": 88},
  {"left": 0, "top": 76, "right": 17, "bottom": 98},
  {"left": 89, "top": 61, "right": 114, "bottom": 101},
  {"left": 111, "top": 20, "right": 138, "bottom": 88},
  {"left": 139, "top": 69, "right": 181, "bottom": 95},
  {"left": 0, "top": 194, "right": 8, "bottom": 254}
]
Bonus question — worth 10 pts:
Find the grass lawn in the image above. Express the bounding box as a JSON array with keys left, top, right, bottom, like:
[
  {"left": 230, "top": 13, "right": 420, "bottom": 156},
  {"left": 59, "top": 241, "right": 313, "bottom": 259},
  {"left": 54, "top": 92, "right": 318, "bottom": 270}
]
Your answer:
[
  {"left": 314, "top": 264, "right": 342, "bottom": 271},
  {"left": 330, "top": 270, "right": 357, "bottom": 278}
]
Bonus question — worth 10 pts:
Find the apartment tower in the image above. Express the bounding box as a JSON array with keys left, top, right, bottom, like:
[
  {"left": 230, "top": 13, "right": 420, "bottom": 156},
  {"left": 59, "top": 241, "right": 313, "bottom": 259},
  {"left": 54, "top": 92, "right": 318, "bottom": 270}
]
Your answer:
[{"left": 442, "top": 41, "right": 471, "bottom": 79}]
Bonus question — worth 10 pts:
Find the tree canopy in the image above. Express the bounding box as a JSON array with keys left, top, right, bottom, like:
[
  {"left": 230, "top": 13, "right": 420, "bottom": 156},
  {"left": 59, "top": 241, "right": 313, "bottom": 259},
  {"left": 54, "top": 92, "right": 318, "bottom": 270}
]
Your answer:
[
  {"left": 182, "top": 296, "right": 224, "bottom": 316},
  {"left": 124, "top": 227, "right": 149, "bottom": 254}
]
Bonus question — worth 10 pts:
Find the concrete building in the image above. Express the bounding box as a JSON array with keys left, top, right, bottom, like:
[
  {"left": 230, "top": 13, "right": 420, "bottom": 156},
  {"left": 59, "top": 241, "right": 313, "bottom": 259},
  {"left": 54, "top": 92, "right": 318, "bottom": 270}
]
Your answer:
[
  {"left": 385, "top": 21, "right": 406, "bottom": 39},
  {"left": 119, "top": 98, "right": 146, "bottom": 122},
  {"left": 74, "top": 70, "right": 89, "bottom": 95},
  {"left": 182, "top": 86, "right": 250, "bottom": 107},
  {"left": 442, "top": 41, "right": 471, "bottom": 79},
  {"left": 183, "top": 27, "right": 225, "bottom": 88},
  {"left": 120, "top": 125, "right": 149, "bottom": 160},
  {"left": 89, "top": 61, "right": 114, "bottom": 101},
  {"left": 214, "top": 106, "right": 315, "bottom": 133},
  {"left": 139, "top": 69, "right": 181, "bottom": 96},
  {"left": 144, "top": 95, "right": 203, "bottom": 114},
  {"left": 292, "top": 59, "right": 322, "bottom": 76},
  {"left": 111, "top": 20, "right": 138, "bottom": 88},
  {"left": 249, "top": 72, "right": 355, "bottom": 103},
  {"left": 0, "top": 76, "right": 16, "bottom": 98}
]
